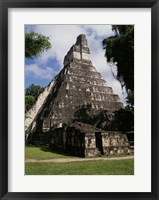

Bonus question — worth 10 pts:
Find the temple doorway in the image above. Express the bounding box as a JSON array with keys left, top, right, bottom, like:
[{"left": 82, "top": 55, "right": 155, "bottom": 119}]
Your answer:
[{"left": 95, "top": 132, "right": 103, "bottom": 155}]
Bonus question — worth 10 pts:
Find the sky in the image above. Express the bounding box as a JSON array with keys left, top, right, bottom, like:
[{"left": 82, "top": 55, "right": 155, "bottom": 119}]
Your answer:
[{"left": 25, "top": 24, "right": 127, "bottom": 103}]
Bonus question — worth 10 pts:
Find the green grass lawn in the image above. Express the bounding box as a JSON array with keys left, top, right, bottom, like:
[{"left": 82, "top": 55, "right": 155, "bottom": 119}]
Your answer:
[
  {"left": 25, "top": 159, "right": 134, "bottom": 175},
  {"left": 25, "top": 145, "right": 134, "bottom": 175},
  {"left": 25, "top": 145, "right": 76, "bottom": 160}
]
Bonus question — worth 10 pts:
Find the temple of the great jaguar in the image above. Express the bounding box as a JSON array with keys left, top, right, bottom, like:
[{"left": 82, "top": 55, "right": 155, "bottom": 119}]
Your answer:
[{"left": 26, "top": 34, "right": 133, "bottom": 157}]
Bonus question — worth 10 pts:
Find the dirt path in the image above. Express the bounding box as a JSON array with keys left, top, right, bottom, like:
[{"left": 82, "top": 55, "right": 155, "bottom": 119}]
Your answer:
[{"left": 26, "top": 156, "right": 134, "bottom": 163}]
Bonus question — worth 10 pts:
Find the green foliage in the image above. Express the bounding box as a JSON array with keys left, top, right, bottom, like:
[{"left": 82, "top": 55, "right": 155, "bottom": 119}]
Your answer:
[
  {"left": 126, "top": 91, "right": 134, "bottom": 106},
  {"left": 114, "top": 108, "right": 134, "bottom": 131},
  {"left": 103, "top": 25, "right": 134, "bottom": 92},
  {"left": 25, "top": 32, "right": 51, "bottom": 58},
  {"left": 25, "top": 84, "right": 44, "bottom": 112},
  {"left": 125, "top": 91, "right": 134, "bottom": 114},
  {"left": 25, "top": 95, "right": 36, "bottom": 112},
  {"left": 25, "top": 84, "right": 44, "bottom": 97},
  {"left": 25, "top": 159, "right": 134, "bottom": 175}
]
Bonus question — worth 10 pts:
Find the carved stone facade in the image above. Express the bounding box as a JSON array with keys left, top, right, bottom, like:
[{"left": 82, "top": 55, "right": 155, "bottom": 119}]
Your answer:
[
  {"left": 49, "top": 123, "right": 130, "bottom": 157},
  {"left": 27, "top": 34, "right": 131, "bottom": 157}
]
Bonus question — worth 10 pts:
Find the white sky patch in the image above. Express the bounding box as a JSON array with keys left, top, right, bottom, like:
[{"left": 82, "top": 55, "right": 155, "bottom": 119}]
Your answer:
[
  {"left": 25, "top": 24, "right": 128, "bottom": 103},
  {"left": 34, "top": 25, "right": 84, "bottom": 68},
  {"left": 25, "top": 63, "right": 54, "bottom": 80},
  {"left": 84, "top": 24, "right": 114, "bottom": 37}
]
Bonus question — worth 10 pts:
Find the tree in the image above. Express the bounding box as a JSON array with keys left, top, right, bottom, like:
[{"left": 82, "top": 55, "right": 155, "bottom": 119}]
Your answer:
[
  {"left": 103, "top": 25, "right": 134, "bottom": 92},
  {"left": 25, "top": 84, "right": 44, "bottom": 98},
  {"left": 125, "top": 91, "right": 134, "bottom": 114},
  {"left": 25, "top": 95, "right": 36, "bottom": 112},
  {"left": 25, "top": 84, "right": 44, "bottom": 112},
  {"left": 25, "top": 32, "right": 51, "bottom": 59}
]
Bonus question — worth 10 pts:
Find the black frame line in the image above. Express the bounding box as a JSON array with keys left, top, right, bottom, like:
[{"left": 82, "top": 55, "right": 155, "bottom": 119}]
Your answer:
[{"left": 0, "top": 0, "right": 159, "bottom": 199}]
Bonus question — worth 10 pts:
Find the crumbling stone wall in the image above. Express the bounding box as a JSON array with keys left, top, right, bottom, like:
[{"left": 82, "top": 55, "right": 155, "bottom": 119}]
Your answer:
[
  {"left": 101, "top": 132, "right": 130, "bottom": 155},
  {"left": 50, "top": 125, "right": 86, "bottom": 157},
  {"left": 49, "top": 123, "right": 130, "bottom": 157}
]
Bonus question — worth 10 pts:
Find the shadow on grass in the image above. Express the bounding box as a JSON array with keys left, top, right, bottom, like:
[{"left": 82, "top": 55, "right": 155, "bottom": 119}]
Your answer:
[{"left": 40, "top": 146, "right": 79, "bottom": 158}]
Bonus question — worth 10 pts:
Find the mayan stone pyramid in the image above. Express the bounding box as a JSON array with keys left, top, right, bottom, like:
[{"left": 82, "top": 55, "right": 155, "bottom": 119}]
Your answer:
[{"left": 26, "top": 34, "right": 130, "bottom": 157}]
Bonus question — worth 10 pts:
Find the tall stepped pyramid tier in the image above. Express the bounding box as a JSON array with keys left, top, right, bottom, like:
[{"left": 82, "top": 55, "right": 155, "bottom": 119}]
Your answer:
[{"left": 26, "top": 34, "right": 131, "bottom": 157}]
